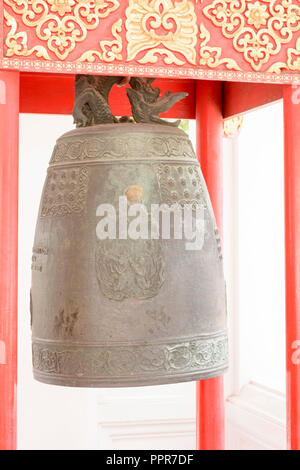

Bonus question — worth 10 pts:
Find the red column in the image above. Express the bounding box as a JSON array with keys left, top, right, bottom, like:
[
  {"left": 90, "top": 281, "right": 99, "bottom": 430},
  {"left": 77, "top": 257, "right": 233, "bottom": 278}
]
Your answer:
[
  {"left": 195, "top": 80, "right": 225, "bottom": 450},
  {"left": 283, "top": 85, "right": 300, "bottom": 450},
  {"left": 0, "top": 70, "right": 19, "bottom": 450}
]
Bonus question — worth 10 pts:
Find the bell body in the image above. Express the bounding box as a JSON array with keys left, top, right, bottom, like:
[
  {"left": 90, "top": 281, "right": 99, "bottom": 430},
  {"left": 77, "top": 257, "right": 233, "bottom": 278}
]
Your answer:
[{"left": 31, "top": 123, "right": 228, "bottom": 387}]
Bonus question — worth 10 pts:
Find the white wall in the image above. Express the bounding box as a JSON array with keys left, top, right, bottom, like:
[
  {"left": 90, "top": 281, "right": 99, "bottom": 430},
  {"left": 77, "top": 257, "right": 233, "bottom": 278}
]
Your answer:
[
  {"left": 223, "top": 102, "right": 286, "bottom": 450},
  {"left": 18, "top": 103, "right": 286, "bottom": 450},
  {"left": 238, "top": 102, "right": 285, "bottom": 394},
  {"left": 18, "top": 114, "right": 196, "bottom": 450},
  {"left": 18, "top": 114, "right": 91, "bottom": 449}
]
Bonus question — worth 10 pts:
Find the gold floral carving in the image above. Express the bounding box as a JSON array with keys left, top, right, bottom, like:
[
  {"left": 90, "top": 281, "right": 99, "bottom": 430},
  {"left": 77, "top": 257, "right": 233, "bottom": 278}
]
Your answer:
[
  {"left": 125, "top": 0, "right": 198, "bottom": 65},
  {"left": 203, "top": 0, "right": 300, "bottom": 71},
  {"left": 4, "top": 9, "right": 50, "bottom": 59},
  {"left": 223, "top": 116, "right": 244, "bottom": 137},
  {"left": 267, "top": 36, "right": 300, "bottom": 73},
  {"left": 77, "top": 19, "right": 123, "bottom": 62},
  {"left": 4, "top": 0, "right": 120, "bottom": 60},
  {"left": 199, "top": 24, "right": 241, "bottom": 70}
]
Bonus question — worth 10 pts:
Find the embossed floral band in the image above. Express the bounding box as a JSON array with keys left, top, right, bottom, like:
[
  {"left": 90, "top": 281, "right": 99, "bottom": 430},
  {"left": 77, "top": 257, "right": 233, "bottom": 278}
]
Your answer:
[{"left": 1, "top": 0, "right": 300, "bottom": 84}]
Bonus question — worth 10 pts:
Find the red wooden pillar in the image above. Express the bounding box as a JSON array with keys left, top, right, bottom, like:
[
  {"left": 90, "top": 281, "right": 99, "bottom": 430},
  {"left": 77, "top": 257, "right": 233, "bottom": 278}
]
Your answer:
[
  {"left": 195, "top": 80, "right": 225, "bottom": 450},
  {"left": 284, "top": 85, "right": 300, "bottom": 450},
  {"left": 0, "top": 70, "right": 19, "bottom": 450}
]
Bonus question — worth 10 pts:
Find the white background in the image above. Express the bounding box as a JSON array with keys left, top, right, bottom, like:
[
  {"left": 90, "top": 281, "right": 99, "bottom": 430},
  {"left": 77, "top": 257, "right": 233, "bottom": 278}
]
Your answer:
[{"left": 17, "top": 101, "right": 285, "bottom": 449}]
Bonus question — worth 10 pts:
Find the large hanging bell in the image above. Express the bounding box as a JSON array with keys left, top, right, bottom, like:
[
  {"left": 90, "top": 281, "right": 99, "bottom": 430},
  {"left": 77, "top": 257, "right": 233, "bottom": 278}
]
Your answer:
[{"left": 31, "top": 76, "right": 228, "bottom": 387}]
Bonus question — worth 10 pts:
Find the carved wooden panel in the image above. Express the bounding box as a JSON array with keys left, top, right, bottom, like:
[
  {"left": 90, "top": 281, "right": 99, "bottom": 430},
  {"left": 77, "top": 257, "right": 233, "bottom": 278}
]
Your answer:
[{"left": 1, "top": 1, "right": 300, "bottom": 84}]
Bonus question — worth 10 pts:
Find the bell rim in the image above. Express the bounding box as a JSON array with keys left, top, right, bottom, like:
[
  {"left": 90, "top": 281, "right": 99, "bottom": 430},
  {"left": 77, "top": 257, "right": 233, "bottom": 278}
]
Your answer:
[
  {"left": 32, "top": 331, "right": 228, "bottom": 388},
  {"left": 33, "top": 366, "right": 229, "bottom": 388}
]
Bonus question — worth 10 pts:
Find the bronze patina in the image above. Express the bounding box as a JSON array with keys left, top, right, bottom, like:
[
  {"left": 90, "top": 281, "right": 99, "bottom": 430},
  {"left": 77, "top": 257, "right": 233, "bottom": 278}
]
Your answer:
[{"left": 31, "top": 76, "right": 228, "bottom": 387}]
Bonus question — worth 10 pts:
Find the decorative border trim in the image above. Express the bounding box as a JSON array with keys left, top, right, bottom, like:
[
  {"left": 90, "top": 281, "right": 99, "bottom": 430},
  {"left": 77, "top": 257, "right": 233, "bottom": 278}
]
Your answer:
[
  {"left": 1, "top": 57, "right": 300, "bottom": 85},
  {"left": 32, "top": 332, "right": 228, "bottom": 386},
  {"left": 50, "top": 133, "right": 196, "bottom": 165},
  {"left": 1, "top": 1, "right": 300, "bottom": 84}
]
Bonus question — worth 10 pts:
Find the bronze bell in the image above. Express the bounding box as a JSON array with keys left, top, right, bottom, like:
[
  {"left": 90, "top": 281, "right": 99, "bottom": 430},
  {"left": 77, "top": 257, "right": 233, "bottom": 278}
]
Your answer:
[{"left": 31, "top": 76, "right": 228, "bottom": 387}]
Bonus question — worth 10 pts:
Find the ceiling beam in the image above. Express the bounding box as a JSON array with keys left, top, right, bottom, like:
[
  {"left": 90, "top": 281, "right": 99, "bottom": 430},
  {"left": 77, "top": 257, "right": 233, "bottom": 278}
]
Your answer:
[
  {"left": 19, "top": 72, "right": 196, "bottom": 119},
  {"left": 223, "top": 82, "right": 283, "bottom": 119}
]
